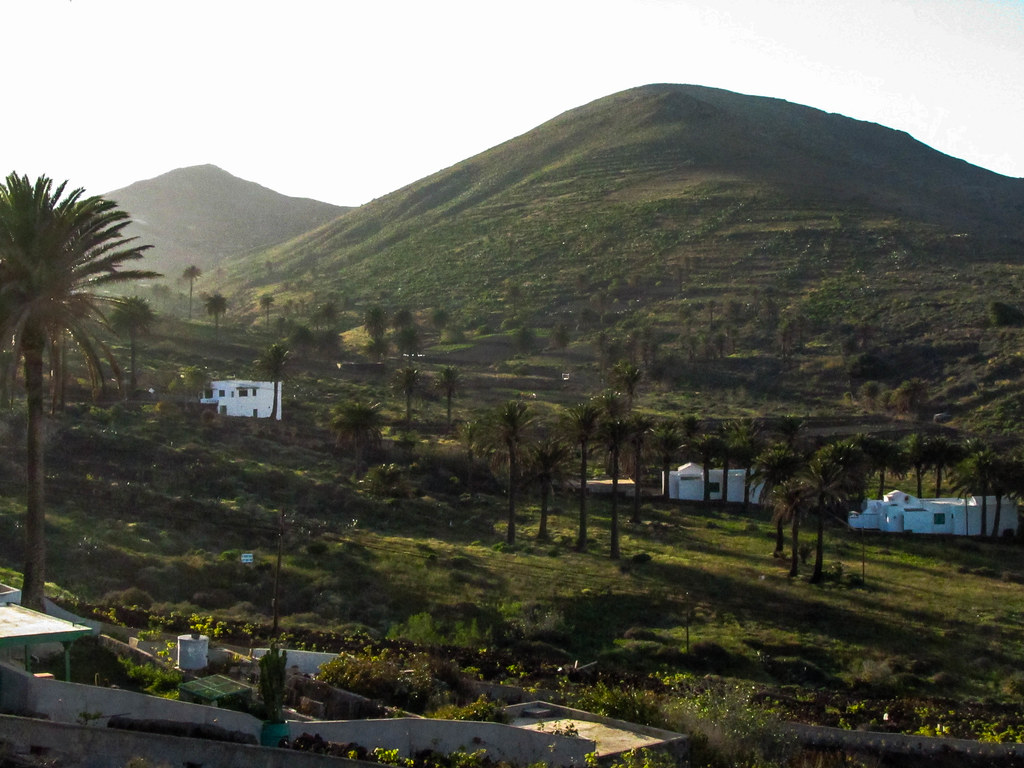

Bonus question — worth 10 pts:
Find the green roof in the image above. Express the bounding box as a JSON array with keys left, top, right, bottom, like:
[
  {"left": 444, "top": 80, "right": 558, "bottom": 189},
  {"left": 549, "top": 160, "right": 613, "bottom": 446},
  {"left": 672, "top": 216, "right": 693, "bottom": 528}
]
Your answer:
[{"left": 179, "top": 673, "right": 253, "bottom": 703}]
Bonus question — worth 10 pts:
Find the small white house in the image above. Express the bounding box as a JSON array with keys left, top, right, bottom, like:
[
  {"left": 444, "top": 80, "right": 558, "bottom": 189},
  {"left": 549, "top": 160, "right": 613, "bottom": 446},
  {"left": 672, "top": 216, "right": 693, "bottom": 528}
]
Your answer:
[
  {"left": 849, "top": 489, "right": 1018, "bottom": 537},
  {"left": 200, "top": 380, "right": 281, "bottom": 420},
  {"left": 668, "top": 462, "right": 764, "bottom": 503}
]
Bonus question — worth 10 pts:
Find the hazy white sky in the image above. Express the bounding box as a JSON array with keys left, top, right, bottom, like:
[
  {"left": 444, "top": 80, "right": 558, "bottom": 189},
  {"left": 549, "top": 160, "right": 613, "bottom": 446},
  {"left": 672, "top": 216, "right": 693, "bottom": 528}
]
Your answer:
[{"left": 4, "top": 0, "right": 1022, "bottom": 206}]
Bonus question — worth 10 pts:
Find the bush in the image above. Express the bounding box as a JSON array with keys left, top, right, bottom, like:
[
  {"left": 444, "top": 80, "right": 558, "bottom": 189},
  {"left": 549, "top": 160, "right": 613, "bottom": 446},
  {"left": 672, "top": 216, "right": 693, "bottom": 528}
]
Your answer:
[
  {"left": 317, "top": 648, "right": 451, "bottom": 713},
  {"left": 428, "top": 695, "right": 505, "bottom": 723}
]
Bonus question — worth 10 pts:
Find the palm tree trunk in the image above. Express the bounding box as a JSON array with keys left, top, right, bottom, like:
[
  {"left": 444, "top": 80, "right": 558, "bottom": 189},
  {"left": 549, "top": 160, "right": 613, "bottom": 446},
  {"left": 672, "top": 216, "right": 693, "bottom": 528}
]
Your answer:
[
  {"left": 742, "top": 468, "right": 751, "bottom": 513},
  {"left": 631, "top": 450, "right": 642, "bottom": 524},
  {"left": 538, "top": 486, "right": 550, "bottom": 541},
  {"left": 576, "top": 442, "right": 588, "bottom": 551},
  {"left": 934, "top": 465, "right": 943, "bottom": 497},
  {"left": 774, "top": 518, "right": 785, "bottom": 557},
  {"left": 720, "top": 455, "right": 730, "bottom": 509},
  {"left": 877, "top": 468, "right": 886, "bottom": 499},
  {"left": 271, "top": 380, "right": 279, "bottom": 421},
  {"left": 789, "top": 514, "right": 800, "bottom": 578},
  {"left": 22, "top": 341, "right": 47, "bottom": 611},
  {"left": 446, "top": 393, "right": 453, "bottom": 432},
  {"left": 610, "top": 448, "right": 620, "bottom": 560},
  {"left": 129, "top": 328, "right": 138, "bottom": 391},
  {"left": 506, "top": 447, "right": 517, "bottom": 544},
  {"left": 810, "top": 507, "right": 825, "bottom": 584},
  {"left": 992, "top": 495, "right": 1002, "bottom": 539},
  {"left": 662, "top": 459, "right": 671, "bottom": 501}
]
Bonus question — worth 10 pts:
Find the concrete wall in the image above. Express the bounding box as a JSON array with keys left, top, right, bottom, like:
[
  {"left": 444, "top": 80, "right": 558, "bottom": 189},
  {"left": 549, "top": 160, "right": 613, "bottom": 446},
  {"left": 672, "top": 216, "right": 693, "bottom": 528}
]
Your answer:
[
  {"left": 290, "top": 717, "right": 596, "bottom": 767},
  {"left": 254, "top": 647, "right": 338, "bottom": 676},
  {"left": 0, "top": 661, "right": 261, "bottom": 739},
  {"left": 0, "top": 714, "right": 377, "bottom": 768}
]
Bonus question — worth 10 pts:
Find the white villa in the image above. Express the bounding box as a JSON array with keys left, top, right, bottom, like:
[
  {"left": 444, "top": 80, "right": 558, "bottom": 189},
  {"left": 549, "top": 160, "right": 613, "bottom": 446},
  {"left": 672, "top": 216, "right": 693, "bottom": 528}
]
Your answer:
[
  {"left": 848, "top": 489, "right": 1018, "bottom": 537},
  {"left": 199, "top": 380, "right": 281, "bottom": 420},
  {"left": 668, "top": 462, "right": 764, "bottom": 503}
]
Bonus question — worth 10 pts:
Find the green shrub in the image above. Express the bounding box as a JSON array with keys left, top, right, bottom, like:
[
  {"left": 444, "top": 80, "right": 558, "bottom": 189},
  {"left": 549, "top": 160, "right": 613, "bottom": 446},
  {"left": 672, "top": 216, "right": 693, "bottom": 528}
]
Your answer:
[
  {"left": 428, "top": 695, "right": 506, "bottom": 723},
  {"left": 117, "top": 657, "right": 182, "bottom": 698}
]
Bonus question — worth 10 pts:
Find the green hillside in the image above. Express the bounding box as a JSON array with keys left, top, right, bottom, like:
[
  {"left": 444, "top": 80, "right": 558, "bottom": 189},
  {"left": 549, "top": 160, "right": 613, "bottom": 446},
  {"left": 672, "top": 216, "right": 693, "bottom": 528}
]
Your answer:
[{"left": 206, "top": 84, "right": 1024, "bottom": 432}]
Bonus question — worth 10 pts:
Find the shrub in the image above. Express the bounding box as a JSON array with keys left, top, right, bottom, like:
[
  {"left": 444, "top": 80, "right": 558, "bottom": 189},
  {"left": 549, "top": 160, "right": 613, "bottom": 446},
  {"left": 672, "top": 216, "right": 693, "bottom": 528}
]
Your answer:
[{"left": 428, "top": 695, "right": 506, "bottom": 723}]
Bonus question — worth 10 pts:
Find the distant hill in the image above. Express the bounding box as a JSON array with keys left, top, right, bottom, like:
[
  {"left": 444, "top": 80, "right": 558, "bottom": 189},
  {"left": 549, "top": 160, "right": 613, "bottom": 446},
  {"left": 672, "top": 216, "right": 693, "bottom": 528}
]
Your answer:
[{"left": 106, "top": 164, "right": 349, "bottom": 278}]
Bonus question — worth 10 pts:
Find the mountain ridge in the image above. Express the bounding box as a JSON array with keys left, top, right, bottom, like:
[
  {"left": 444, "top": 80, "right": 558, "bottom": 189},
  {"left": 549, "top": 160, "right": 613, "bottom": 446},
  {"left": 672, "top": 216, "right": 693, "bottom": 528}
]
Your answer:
[{"left": 106, "top": 164, "right": 348, "bottom": 278}]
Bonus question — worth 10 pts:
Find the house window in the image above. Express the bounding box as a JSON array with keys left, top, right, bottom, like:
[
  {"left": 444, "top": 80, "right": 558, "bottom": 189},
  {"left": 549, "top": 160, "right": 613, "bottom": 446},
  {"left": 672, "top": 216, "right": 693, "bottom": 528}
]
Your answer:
[
  {"left": 219, "top": 406, "right": 227, "bottom": 415},
  {"left": 933, "top": 512, "right": 945, "bottom": 525},
  {"left": 240, "top": 389, "right": 248, "bottom": 397},
  {"left": 708, "top": 481, "right": 721, "bottom": 493},
  {"left": 204, "top": 389, "right": 213, "bottom": 399},
  {"left": 253, "top": 409, "right": 259, "bottom": 417},
  {"left": 218, "top": 389, "right": 226, "bottom": 397}
]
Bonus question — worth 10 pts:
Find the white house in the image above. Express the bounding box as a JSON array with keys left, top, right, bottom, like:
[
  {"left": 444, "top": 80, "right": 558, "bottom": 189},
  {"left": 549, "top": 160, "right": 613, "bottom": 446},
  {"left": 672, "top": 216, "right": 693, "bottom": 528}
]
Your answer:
[
  {"left": 200, "top": 380, "right": 281, "bottom": 420},
  {"left": 668, "top": 462, "right": 764, "bottom": 504},
  {"left": 848, "top": 489, "right": 1018, "bottom": 537}
]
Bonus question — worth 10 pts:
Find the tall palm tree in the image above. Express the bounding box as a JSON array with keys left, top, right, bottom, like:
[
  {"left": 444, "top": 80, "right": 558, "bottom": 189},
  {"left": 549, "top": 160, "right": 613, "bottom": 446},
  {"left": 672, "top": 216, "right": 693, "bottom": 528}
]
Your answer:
[
  {"left": 600, "top": 416, "right": 632, "bottom": 559},
  {"left": 726, "top": 418, "right": 762, "bottom": 512},
  {"left": 205, "top": 293, "right": 228, "bottom": 338},
  {"left": 0, "top": 173, "right": 157, "bottom": 609},
  {"left": 529, "top": 436, "right": 570, "bottom": 541},
  {"left": 363, "top": 304, "right": 388, "bottom": 341},
  {"left": 925, "top": 434, "right": 962, "bottom": 498},
  {"left": 902, "top": 433, "right": 928, "bottom": 499},
  {"left": 694, "top": 428, "right": 723, "bottom": 510},
  {"left": 254, "top": 342, "right": 289, "bottom": 420},
  {"left": 487, "top": 400, "right": 534, "bottom": 544},
  {"left": 627, "top": 414, "right": 653, "bottom": 524},
  {"left": 110, "top": 296, "right": 157, "bottom": 392},
  {"left": 435, "top": 365, "right": 462, "bottom": 432},
  {"left": 767, "top": 478, "right": 809, "bottom": 578},
  {"left": 259, "top": 293, "right": 275, "bottom": 327},
  {"left": 801, "top": 440, "right": 865, "bottom": 583},
  {"left": 392, "top": 366, "right": 421, "bottom": 427},
  {"left": 182, "top": 264, "right": 201, "bottom": 321},
  {"left": 608, "top": 360, "right": 642, "bottom": 412},
  {"left": 649, "top": 418, "right": 682, "bottom": 501},
  {"left": 329, "top": 401, "right": 384, "bottom": 476},
  {"left": 752, "top": 442, "right": 803, "bottom": 557},
  {"left": 562, "top": 401, "right": 601, "bottom": 551},
  {"left": 954, "top": 441, "right": 998, "bottom": 536},
  {"left": 859, "top": 435, "right": 906, "bottom": 499},
  {"left": 458, "top": 419, "right": 482, "bottom": 496}
]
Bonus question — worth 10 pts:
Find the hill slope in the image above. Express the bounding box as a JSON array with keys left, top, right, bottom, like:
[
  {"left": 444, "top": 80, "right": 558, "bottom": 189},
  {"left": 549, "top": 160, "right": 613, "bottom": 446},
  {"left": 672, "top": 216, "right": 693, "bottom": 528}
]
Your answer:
[
  {"left": 214, "top": 83, "right": 1024, "bottom": 428},
  {"left": 107, "top": 164, "right": 348, "bottom": 278}
]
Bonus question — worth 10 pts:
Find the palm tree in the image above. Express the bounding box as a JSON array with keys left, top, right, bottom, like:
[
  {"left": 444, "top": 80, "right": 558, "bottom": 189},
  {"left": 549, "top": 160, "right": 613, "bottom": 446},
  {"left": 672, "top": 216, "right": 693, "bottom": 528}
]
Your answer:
[
  {"left": 182, "top": 264, "right": 201, "bottom": 321},
  {"left": 110, "top": 296, "right": 157, "bottom": 392},
  {"left": 392, "top": 366, "right": 421, "bottom": 426},
  {"left": 902, "top": 433, "right": 929, "bottom": 499},
  {"left": 458, "top": 419, "right": 482, "bottom": 496},
  {"left": 330, "top": 401, "right": 384, "bottom": 476},
  {"left": 529, "top": 436, "right": 570, "bottom": 541},
  {"left": 767, "top": 478, "right": 809, "bottom": 578},
  {"left": 600, "top": 416, "right": 632, "bottom": 559},
  {"left": 435, "top": 365, "right": 461, "bottom": 432},
  {"left": 693, "top": 428, "right": 723, "bottom": 510},
  {"left": 859, "top": 435, "right": 906, "bottom": 499},
  {"left": 561, "top": 401, "right": 602, "bottom": 551},
  {"left": 487, "top": 400, "right": 535, "bottom": 544},
  {"left": 925, "top": 434, "right": 962, "bottom": 498},
  {"left": 801, "top": 441, "right": 865, "bottom": 583},
  {"left": 752, "top": 442, "right": 803, "bottom": 557},
  {"left": 955, "top": 441, "right": 998, "bottom": 536},
  {"left": 205, "top": 293, "right": 228, "bottom": 338},
  {"left": 254, "top": 342, "right": 289, "bottom": 420},
  {"left": 649, "top": 419, "right": 682, "bottom": 501},
  {"left": 364, "top": 304, "right": 388, "bottom": 340},
  {"left": 726, "top": 418, "right": 761, "bottom": 512},
  {"left": 259, "top": 293, "right": 275, "bottom": 327},
  {"left": 628, "top": 414, "right": 653, "bottom": 524},
  {"left": 0, "top": 173, "right": 157, "bottom": 609},
  {"left": 609, "top": 360, "right": 642, "bottom": 412}
]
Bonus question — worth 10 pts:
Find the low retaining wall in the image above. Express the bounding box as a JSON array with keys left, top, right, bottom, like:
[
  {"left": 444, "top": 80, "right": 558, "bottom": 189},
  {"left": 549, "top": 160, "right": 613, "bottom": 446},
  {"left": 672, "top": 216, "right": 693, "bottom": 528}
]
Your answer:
[
  {"left": 0, "top": 660, "right": 261, "bottom": 739},
  {"left": 786, "top": 722, "right": 1024, "bottom": 762},
  {"left": 289, "top": 717, "right": 595, "bottom": 767},
  {"left": 0, "top": 714, "right": 376, "bottom": 768}
]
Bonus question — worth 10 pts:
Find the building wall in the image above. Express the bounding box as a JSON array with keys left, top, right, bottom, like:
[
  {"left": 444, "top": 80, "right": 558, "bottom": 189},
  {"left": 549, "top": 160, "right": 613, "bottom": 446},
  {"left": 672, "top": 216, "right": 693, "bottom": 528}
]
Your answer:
[
  {"left": 200, "top": 380, "right": 281, "bottom": 420},
  {"left": 668, "top": 465, "right": 763, "bottom": 503}
]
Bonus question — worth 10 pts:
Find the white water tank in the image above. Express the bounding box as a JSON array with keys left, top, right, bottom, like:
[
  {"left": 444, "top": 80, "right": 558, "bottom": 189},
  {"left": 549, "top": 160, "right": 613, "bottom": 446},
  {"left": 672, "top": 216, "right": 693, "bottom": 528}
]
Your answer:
[{"left": 177, "top": 634, "right": 209, "bottom": 670}]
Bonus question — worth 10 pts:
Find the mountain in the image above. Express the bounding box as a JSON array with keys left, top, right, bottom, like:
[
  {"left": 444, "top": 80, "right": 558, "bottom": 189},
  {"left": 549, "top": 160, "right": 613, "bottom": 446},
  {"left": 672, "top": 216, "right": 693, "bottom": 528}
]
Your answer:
[
  {"left": 213, "top": 84, "right": 1024, "bottom": 430},
  {"left": 106, "top": 164, "right": 348, "bottom": 278}
]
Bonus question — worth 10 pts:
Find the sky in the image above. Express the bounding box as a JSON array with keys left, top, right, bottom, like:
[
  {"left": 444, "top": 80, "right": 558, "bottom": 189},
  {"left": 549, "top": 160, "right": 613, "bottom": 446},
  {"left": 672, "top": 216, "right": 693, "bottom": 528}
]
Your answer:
[{"left": 4, "top": 0, "right": 1023, "bottom": 207}]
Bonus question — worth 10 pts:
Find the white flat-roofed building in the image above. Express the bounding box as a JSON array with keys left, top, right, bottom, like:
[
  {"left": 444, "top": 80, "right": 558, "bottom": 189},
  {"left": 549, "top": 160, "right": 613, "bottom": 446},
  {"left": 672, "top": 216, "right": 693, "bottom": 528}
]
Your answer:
[{"left": 200, "top": 380, "right": 281, "bottom": 420}]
